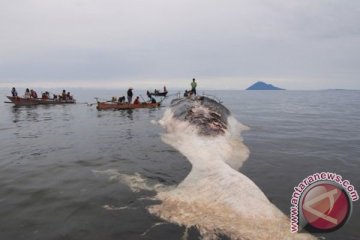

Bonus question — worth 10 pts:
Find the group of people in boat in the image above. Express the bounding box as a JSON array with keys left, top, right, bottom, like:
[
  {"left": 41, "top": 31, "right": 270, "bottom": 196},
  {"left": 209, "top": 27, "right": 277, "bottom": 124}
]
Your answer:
[
  {"left": 55, "top": 90, "right": 74, "bottom": 101},
  {"left": 20, "top": 88, "right": 40, "bottom": 99},
  {"left": 11, "top": 87, "right": 74, "bottom": 101},
  {"left": 111, "top": 87, "right": 158, "bottom": 105},
  {"left": 149, "top": 86, "right": 168, "bottom": 96},
  {"left": 10, "top": 78, "right": 197, "bottom": 106}
]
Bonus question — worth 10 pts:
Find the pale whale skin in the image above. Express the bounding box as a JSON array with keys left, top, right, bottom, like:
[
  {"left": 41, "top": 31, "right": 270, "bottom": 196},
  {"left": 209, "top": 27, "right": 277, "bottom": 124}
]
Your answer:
[{"left": 152, "top": 95, "right": 316, "bottom": 240}]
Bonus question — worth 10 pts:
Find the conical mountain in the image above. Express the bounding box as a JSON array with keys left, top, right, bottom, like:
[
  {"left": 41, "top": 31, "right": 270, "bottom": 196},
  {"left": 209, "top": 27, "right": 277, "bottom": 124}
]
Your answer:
[{"left": 246, "top": 81, "right": 284, "bottom": 90}]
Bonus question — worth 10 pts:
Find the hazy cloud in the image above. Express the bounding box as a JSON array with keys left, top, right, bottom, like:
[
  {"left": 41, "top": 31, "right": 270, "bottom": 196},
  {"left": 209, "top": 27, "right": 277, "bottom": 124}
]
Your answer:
[{"left": 0, "top": 0, "right": 359, "bottom": 89}]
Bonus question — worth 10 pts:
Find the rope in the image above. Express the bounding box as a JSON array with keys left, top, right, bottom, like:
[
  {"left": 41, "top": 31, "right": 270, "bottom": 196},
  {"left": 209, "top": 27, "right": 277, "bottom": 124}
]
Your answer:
[{"left": 139, "top": 95, "right": 146, "bottom": 102}]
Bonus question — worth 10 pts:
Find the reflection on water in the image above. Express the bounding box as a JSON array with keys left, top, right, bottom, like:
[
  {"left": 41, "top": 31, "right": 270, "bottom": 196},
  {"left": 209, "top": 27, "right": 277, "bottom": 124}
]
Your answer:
[
  {"left": 11, "top": 105, "right": 56, "bottom": 123},
  {"left": 123, "top": 109, "right": 134, "bottom": 120},
  {"left": 11, "top": 107, "right": 21, "bottom": 123}
]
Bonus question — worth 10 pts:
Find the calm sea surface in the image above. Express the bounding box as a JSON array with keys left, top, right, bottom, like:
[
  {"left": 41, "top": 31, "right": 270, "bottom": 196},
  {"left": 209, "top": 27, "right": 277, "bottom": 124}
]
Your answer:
[{"left": 0, "top": 88, "right": 359, "bottom": 240}]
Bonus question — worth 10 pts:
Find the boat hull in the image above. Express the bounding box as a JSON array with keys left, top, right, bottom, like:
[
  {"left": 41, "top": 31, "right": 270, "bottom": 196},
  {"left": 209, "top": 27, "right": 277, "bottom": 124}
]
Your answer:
[
  {"left": 149, "top": 92, "right": 168, "bottom": 97},
  {"left": 7, "top": 96, "right": 76, "bottom": 106},
  {"left": 96, "top": 102, "right": 160, "bottom": 110}
]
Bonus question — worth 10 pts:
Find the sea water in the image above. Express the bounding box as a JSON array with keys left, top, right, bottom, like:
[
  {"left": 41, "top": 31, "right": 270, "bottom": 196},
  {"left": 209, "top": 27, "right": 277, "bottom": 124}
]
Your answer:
[{"left": 0, "top": 88, "right": 359, "bottom": 239}]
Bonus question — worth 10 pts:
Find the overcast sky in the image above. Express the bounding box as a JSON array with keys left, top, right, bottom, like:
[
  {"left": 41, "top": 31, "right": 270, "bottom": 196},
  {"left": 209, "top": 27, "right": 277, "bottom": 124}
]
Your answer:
[{"left": 0, "top": 0, "right": 359, "bottom": 90}]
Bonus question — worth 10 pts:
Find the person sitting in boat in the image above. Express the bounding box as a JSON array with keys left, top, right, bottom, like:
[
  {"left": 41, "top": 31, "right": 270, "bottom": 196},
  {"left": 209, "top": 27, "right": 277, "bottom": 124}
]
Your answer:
[
  {"left": 67, "top": 92, "right": 73, "bottom": 100},
  {"left": 24, "top": 88, "right": 31, "bottom": 99},
  {"left": 146, "top": 90, "right": 151, "bottom": 99},
  {"left": 53, "top": 94, "right": 58, "bottom": 100},
  {"left": 133, "top": 96, "right": 140, "bottom": 104},
  {"left": 118, "top": 96, "right": 125, "bottom": 103},
  {"left": 11, "top": 87, "right": 18, "bottom": 97},
  {"left": 154, "top": 89, "right": 159, "bottom": 94},
  {"left": 150, "top": 96, "right": 156, "bottom": 103},
  {"left": 62, "top": 90, "right": 66, "bottom": 100},
  {"left": 30, "top": 89, "right": 38, "bottom": 99},
  {"left": 42, "top": 92, "right": 49, "bottom": 100}
]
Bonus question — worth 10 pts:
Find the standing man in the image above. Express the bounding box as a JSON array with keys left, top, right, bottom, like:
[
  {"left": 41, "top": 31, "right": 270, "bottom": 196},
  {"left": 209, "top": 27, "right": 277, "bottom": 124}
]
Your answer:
[
  {"left": 11, "top": 87, "right": 18, "bottom": 97},
  {"left": 191, "top": 78, "right": 197, "bottom": 96},
  {"left": 127, "top": 87, "right": 133, "bottom": 104}
]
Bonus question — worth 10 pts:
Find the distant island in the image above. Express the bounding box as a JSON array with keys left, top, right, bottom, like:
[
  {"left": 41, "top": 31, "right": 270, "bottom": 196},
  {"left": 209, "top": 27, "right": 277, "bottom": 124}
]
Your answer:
[{"left": 246, "top": 81, "right": 285, "bottom": 90}]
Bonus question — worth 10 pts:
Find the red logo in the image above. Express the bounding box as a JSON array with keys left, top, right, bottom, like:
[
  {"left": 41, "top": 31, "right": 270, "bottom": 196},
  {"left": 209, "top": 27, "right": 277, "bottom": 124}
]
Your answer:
[{"left": 301, "top": 183, "right": 351, "bottom": 231}]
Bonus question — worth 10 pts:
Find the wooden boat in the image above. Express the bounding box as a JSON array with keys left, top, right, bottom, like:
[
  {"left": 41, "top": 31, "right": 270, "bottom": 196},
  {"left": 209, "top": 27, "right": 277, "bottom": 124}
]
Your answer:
[
  {"left": 6, "top": 96, "right": 76, "bottom": 106},
  {"left": 148, "top": 91, "right": 168, "bottom": 97},
  {"left": 96, "top": 101, "right": 160, "bottom": 110}
]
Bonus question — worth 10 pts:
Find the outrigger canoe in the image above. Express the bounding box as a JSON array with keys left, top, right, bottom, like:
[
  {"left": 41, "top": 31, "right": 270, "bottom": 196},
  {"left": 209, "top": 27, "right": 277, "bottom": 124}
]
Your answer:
[
  {"left": 96, "top": 101, "right": 160, "bottom": 110},
  {"left": 6, "top": 96, "right": 76, "bottom": 106}
]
